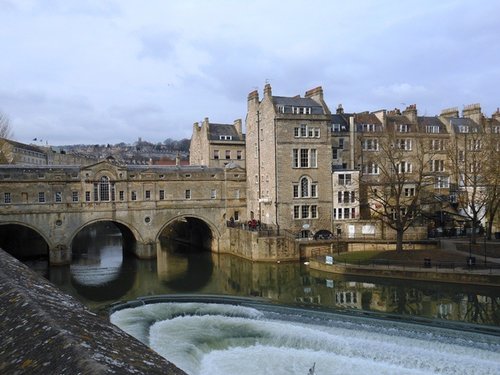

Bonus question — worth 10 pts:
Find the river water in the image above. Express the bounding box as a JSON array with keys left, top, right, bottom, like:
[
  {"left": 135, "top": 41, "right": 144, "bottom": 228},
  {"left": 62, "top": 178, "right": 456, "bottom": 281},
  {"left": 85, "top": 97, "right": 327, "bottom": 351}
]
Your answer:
[{"left": 25, "top": 224, "right": 500, "bottom": 374}]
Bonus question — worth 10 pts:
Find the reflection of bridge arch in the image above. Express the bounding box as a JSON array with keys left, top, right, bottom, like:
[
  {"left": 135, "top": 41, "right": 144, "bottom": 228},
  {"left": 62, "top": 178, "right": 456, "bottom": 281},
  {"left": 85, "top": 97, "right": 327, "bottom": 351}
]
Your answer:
[
  {"left": 0, "top": 222, "right": 51, "bottom": 260},
  {"left": 157, "top": 215, "right": 220, "bottom": 252}
]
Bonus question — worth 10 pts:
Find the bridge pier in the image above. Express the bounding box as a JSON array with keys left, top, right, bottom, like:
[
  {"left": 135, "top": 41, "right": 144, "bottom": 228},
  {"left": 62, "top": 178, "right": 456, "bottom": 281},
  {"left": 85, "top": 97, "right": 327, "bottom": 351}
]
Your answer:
[
  {"left": 132, "top": 240, "right": 157, "bottom": 259},
  {"left": 49, "top": 244, "right": 72, "bottom": 266}
]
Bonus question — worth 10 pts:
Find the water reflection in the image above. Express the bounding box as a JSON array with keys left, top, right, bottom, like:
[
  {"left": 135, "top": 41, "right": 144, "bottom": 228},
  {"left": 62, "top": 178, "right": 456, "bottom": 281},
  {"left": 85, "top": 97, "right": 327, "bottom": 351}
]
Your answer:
[{"left": 30, "top": 229, "right": 500, "bottom": 326}]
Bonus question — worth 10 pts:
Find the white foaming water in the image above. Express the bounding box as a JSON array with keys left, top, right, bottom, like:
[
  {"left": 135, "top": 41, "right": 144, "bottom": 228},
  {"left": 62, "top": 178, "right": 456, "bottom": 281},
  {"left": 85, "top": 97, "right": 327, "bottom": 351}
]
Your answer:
[{"left": 111, "top": 302, "right": 500, "bottom": 375}]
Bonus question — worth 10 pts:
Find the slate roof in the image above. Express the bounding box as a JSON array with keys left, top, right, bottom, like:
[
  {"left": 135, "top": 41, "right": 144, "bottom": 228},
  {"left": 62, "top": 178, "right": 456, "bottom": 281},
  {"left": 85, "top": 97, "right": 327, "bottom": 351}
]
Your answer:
[
  {"left": 330, "top": 114, "right": 350, "bottom": 131},
  {"left": 1, "top": 138, "right": 46, "bottom": 154},
  {"left": 208, "top": 123, "right": 245, "bottom": 141},
  {"left": 418, "top": 116, "right": 448, "bottom": 133},
  {"left": 449, "top": 118, "right": 481, "bottom": 133},
  {"left": 272, "top": 96, "right": 325, "bottom": 115}
]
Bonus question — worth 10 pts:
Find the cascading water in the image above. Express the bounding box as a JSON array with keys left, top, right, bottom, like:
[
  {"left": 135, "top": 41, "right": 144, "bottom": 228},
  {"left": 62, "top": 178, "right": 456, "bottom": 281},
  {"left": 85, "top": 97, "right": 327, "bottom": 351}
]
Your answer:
[{"left": 110, "top": 298, "right": 500, "bottom": 375}]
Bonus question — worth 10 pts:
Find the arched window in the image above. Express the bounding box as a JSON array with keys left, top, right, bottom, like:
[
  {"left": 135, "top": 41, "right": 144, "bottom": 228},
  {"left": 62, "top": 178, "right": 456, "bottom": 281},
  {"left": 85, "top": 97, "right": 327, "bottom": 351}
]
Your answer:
[
  {"left": 99, "top": 176, "right": 110, "bottom": 201},
  {"left": 300, "top": 177, "right": 309, "bottom": 197}
]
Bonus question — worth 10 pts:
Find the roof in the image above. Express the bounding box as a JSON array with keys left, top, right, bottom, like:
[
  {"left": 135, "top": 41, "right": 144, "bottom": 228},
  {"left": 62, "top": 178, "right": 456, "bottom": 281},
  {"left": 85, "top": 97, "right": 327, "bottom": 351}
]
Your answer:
[
  {"left": 418, "top": 116, "right": 448, "bottom": 133},
  {"left": 0, "top": 138, "right": 46, "bottom": 154},
  {"left": 330, "top": 114, "right": 350, "bottom": 131},
  {"left": 353, "top": 112, "right": 382, "bottom": 125},
  {"left": 272, "top": 96, "right": 325, "bottom": 115},
  {"left": 449, "top": 118, "right": 482, "bottom": 133},
  {"left": 208, "top": 123, "right": 244, "bottom": 141}
]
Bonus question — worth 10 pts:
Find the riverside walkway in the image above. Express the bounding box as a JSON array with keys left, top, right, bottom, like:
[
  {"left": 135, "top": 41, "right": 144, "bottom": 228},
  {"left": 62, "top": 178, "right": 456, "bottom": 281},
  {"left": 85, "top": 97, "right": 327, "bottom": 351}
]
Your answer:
[
  {"left": 309, "top": 238, "right": 500, "bottom": 287},
  {"left": 0, "top": 249, "right": 186, "bottom": 375}
]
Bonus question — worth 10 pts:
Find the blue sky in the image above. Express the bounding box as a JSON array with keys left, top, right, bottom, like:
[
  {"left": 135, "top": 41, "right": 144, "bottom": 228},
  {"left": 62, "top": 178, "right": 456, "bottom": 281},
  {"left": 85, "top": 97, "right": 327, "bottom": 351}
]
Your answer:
[{"left": 1, "top": 0, "right": 499, "bottom": 145}]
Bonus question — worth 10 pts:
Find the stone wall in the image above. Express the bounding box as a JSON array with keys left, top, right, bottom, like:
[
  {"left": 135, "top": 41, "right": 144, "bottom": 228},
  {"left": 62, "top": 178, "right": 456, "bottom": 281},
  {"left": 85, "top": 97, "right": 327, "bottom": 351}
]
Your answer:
[{"left": 0, "top": 249, "right": 186, "bottom": 374}]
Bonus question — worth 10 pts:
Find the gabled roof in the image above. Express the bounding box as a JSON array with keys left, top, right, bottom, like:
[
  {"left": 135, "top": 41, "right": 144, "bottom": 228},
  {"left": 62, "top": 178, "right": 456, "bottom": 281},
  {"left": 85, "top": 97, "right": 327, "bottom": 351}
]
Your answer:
[{"left": 208, "top": 123, "right": 244, "bottom": 141}]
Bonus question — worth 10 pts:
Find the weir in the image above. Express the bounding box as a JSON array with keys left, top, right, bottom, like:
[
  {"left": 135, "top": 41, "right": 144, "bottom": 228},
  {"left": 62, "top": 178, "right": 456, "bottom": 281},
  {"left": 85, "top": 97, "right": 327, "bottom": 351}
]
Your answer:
[{"left": 110, "top": 295, "right": 500, "bottom": 375}]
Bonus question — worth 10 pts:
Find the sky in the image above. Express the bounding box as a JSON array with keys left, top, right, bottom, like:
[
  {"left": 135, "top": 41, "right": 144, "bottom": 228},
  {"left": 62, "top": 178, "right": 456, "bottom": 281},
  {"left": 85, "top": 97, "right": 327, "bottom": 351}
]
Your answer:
[{"left": 1, "top": 0, "right": 499, "bottom": 146}]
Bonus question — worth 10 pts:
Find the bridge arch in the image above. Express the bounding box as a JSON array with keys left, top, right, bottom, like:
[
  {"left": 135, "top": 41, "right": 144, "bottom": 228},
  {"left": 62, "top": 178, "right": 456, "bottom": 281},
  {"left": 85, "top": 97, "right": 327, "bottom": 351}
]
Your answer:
[
  {"left": 0, "top": 221, "right": 52, "bottom": 260},
  {"left": 157, "top": 214, "right": 220, "bottom": 252},
  {"left": 69, "top": 218, "right": 145, "bottom": 258}
]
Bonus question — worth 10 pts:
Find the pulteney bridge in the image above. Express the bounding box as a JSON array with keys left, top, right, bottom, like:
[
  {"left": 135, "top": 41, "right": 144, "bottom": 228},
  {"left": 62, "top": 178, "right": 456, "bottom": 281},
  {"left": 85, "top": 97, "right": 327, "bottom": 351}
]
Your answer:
[{"left": 0, "top": 161, "right": 247, "bottom": 265}]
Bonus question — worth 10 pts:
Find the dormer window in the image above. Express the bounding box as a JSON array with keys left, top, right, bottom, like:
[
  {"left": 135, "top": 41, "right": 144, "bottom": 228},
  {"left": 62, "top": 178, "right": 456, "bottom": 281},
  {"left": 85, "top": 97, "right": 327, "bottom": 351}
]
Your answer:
[
  {"left": 292, "top": 107, "right": 312, "bottom": 115},
  {"left": 398, "top": 124, "right": 409, "bottom": 133},
  {"left": 219, "top": 135, "right": 233, "bottom": 140}
]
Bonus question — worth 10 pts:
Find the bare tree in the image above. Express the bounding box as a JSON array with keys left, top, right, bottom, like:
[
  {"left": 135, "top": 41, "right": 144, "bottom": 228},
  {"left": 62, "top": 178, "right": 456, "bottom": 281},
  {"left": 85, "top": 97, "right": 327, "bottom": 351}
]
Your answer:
[
  {"left": 0, "top": 111, "right": 13, "bottom": 139},
  {"left": 448, "top": 131, "right": 489, "bottom": 244},
  {"left": 361, "top": 131, "right": 436, "bottom": 252},
  {"left": 483, "top": 132, "right": 500, "bottom": 240}
]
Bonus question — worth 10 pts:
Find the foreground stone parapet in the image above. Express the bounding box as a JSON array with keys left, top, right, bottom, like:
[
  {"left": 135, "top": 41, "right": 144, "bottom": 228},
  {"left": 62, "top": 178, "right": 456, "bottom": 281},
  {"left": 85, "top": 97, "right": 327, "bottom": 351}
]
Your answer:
[{"left": 0, "top": 249, "right": 186, "bottom": 375}]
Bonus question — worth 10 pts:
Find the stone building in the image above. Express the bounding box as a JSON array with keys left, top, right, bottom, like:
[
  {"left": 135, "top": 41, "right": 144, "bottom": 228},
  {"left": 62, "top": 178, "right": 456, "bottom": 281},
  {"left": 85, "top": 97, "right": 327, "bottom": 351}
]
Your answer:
[
  {"left": 189, "top": 117, "right": 245, "bottom": 168},
  {"left": 245, "top": 84, "right": 333, "bottom": 237},
  {"left": 0, "top": 138, "right": 48, "bottom": 165}
]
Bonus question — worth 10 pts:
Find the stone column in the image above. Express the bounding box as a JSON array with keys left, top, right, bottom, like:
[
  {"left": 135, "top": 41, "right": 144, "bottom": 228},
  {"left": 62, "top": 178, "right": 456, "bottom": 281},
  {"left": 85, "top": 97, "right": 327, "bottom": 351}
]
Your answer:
[{"left": 49, "top": 244, "right": 72, "bottom": 266}]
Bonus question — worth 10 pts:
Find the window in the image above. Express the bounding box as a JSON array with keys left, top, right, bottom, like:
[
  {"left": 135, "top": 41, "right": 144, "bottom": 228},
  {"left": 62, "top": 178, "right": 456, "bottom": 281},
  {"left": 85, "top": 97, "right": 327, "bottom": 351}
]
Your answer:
[
  {"left": 426, "top": 125, "right": 440, "bottom": 133},
  {"left": 131, "top": 191, "right": 137, "bottom": 201},
  {"left": 145, "top": 190, "right": 151, "bottom": 200},
  {"left": 397, "top": 139, "right": 412, "bottom": 151},
  {"left": 55, "top": 192, "right": 62, "bottom": 203},
  {"left": 435, "top": 176, "right": 450, "bottom": 188},
  {"left": 404, "top": 187, "right": 415, "bottom": 197},
  {"left": 219, "top": 135, "right": 233, "bottom": 140},
  {"left": 398, "top": 124, "right": 409, "bottom": 133},
  {"left": 332, "top": 148, "right": 338, "bottom": 159},
  {"left": 338, "top": 174, "right": 352, "bottom": 186},
  {"left": 119, "top": 191, "right": 124, "bottom": 201},
  {"left": 38, "top": 192, "right": 45, "bottom": 203},
  {"left": 225, "top": 150, "right": 231, "bottom": 159},
  {"left": 293, "top": 149, "right": 317, "bottom": 168},
  {"left": 494, "top": 126, "right": 500, "bottom": 134},
  {"left": 100, "top": 176, "right": 110, "bottom": 201},
  {"left": 397, "top": 161, "right": 412, "bottom": 173},
  {"left": 364, "top": 162, "right": 379, "bottom": 175},
  {"left": 237, "top": 150, "right": 242, "bottom": 160},
  {"left": 72, "top": 191, "right": 79, "bottom": 202},
  {"left": 211, "top": 189, "right": 217, "bottom": 199},
  {"left": 459, "top": 125, "right": 469, "bottom": 133},
  {"left": 4, "top": 192, "right": 11, "bottom": 204},
  {"left": 85, "top": 191, "right": 91, "bottom": 202},
  {"left": 431, "top": 159, "right": 445, "bottom": 172},
  {"left": 362, "top": 138, "right": 379, "bottom": 151},
  {"left": 294, "top": 206, "right": 300, "bottom": 219},
  {"left": 338, "top": 138, "right": 344, "bottom": 149},
  {"left": 294, "top": 124, "right": 320, "bottom": 138},
  {"left": 159, "top": 190, "right": 165, "bottom": 200},
  {"left": 213, "top": 150, "right": 219, "bottom": 159},
  {"left": 468, "top": 139, "right": 481, "bottom": 151},
  {"left": 337, "top": 191, "right": 355, "bottom": 203},
  {"left": 185, "top": 190, "right": 191, "bottom": 199},
  {"left": 430, "top": 139, "right": 444, "bottom": 151},
  {"left": 293, "top": 177, "right": 317, "bottom": 199},
  {"left": 360, "top": 124, "right": 376, "bottom": 132}
]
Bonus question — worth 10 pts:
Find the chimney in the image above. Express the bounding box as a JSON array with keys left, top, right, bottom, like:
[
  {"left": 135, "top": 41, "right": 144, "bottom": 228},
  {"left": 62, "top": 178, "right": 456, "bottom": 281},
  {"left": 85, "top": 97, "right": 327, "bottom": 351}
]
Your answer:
[
  {"left": 233, "top": 119, "right": 242, "bottom": 136},
  {"left": 175, "top": 152, "right": 180, "bottom": 166},
  {"left": 336, "top": 104, "right": 344, "bottom": 114},
  {"left": 403, "top": 104, "right": 417, "bottom": 123},
  {"left": 462, "top": 103, "right": 482, "bottom": 125},
  {"left": 493, "top": 107, "right": 500, "bottom": 121},
  {"left": 305, "top": 86, "right": 324, "bottom": 101},
  {"left": 263, "top": 83, "right": 272, "bottom": 98},
  {"left": 440, "top": 107, "right": 459, "bottom": 118},
  {"left": 247, "top": 89, "right": 259, "bottom": 102}
]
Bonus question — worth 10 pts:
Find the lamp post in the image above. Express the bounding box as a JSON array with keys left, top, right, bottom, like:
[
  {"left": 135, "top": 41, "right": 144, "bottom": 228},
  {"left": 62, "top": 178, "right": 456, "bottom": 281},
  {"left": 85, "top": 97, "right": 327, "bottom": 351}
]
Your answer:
[{"left": 483, "top": 231, "right": 487, "bottom": 267}]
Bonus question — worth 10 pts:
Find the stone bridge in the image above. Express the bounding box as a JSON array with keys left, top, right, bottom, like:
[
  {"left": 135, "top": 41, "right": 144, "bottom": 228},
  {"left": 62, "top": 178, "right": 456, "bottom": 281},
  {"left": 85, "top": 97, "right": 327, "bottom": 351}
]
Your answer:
[{"left": 0, "top": 161, "right": 247, "bottom": 264}]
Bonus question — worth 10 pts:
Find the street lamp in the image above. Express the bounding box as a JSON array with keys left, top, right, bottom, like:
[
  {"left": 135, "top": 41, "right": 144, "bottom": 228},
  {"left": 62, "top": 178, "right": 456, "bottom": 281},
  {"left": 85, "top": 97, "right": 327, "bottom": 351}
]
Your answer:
[{"left": 484, "top": 222, "right": 488, "bottom": 266}]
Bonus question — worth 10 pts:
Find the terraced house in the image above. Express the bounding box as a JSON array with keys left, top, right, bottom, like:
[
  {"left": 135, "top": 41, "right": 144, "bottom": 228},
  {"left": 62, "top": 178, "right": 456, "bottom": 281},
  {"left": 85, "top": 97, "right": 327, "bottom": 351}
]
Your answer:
[{"left": 192, "top": 85, "right": 500, "bottom": 242}]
